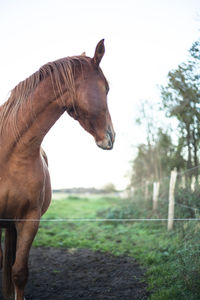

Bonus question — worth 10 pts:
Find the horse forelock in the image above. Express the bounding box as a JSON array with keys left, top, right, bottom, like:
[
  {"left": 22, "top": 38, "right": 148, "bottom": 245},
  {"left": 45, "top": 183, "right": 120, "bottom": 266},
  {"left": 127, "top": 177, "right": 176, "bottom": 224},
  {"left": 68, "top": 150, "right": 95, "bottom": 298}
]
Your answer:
[{"left": 0, "top": 55, "right": 91, "bottom": 138}]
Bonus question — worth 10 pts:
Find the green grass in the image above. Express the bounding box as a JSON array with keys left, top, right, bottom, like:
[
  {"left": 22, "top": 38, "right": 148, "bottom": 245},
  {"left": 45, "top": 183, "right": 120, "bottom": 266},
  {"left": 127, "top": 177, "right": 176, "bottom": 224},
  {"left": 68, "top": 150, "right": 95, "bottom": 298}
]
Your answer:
[
  {"left": 34, "top": 195, "right": 200, "bottom": 300},
  {"left": 35, "top": 196, "right": 120, "bottom": 249}
]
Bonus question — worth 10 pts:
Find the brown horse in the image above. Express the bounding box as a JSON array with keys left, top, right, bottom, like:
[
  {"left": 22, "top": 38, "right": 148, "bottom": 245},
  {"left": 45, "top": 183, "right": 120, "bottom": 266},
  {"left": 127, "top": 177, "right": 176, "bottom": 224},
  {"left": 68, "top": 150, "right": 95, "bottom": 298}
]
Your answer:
[{"left": 0, "top": 40, "right": 115, "bottom": 300}]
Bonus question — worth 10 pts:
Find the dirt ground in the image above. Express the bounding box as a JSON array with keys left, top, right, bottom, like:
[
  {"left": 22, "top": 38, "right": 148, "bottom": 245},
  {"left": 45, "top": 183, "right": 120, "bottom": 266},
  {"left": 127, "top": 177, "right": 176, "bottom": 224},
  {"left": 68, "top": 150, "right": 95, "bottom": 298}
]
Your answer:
[{"left": 0, "top": 247, "right": 150, "bottom": 300}]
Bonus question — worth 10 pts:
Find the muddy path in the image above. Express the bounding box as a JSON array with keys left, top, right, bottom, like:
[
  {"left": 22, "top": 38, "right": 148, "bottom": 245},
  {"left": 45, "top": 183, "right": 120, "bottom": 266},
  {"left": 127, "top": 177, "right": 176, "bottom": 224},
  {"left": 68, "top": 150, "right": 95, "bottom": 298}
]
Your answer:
[{"left": 0, "top": 247, "right": 150, "bottom": 300}]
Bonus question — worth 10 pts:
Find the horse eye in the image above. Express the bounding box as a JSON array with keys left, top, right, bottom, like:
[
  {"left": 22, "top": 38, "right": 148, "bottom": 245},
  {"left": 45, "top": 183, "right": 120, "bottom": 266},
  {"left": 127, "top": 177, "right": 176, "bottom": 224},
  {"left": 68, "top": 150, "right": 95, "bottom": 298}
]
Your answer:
[
  {"left": 67, "top": 107, "right": 74, "bottom": 116},
  {"left": 67, "top": 106, "right": 76, "bottom": 117},
  {"left": 67, "top": 106, "right": 79, "bottom": 120}
]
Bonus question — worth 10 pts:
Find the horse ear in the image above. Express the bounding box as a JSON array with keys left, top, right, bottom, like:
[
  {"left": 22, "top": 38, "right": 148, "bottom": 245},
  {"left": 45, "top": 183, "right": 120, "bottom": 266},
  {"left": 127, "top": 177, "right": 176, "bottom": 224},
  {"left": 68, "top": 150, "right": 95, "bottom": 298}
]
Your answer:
[
  {"left": 81, "top": 52, "right": 86, "bottom": 56},
  {"left": 92, "top": 39, "right": 105, "bottom": 67}
]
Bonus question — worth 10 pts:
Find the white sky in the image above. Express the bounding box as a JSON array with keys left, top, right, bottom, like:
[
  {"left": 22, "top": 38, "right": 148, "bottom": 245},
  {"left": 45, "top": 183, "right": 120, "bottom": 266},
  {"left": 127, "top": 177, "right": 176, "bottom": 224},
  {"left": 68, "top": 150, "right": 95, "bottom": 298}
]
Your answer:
[{"left": 0, "top": 0, "right": 200, "bottom": 190}]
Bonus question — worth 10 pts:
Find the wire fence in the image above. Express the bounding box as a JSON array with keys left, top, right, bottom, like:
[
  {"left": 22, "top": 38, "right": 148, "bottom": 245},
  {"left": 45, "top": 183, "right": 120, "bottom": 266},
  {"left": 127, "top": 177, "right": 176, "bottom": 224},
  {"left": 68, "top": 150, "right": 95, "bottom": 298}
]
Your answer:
[
  {"left": 1, "top": 165, "right": 200, "bottom": 227},
  {"left": 1, "top": 218, "right": 200, "bottom": 222},
  {"left": 128, "top": 164, "right": 200, "bottom": 229}
]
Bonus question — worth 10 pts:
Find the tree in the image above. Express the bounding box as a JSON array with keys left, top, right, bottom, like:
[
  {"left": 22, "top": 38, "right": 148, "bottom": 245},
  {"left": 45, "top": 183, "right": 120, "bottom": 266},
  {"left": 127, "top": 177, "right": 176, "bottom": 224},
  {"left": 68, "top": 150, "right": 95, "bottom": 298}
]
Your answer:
[
  {"left": 103, "top": 183, "right": 116, "bottom": 193},
  {"left": 131, "top": 39, "right": 200, "bottom": 190},
  {"left": 160, "top": 39, "right": 200, "bottom": 181},
  {"left": 130, "top": 128, "right": 181, "bottom": 187}
]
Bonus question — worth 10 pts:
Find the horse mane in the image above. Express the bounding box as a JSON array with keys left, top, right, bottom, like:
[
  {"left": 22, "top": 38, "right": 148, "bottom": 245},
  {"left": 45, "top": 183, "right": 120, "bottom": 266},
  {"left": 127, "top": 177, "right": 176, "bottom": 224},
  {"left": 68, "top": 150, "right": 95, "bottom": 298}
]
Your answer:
[{"left": 0, "top": 55, "right": 91, "bottom": 137}]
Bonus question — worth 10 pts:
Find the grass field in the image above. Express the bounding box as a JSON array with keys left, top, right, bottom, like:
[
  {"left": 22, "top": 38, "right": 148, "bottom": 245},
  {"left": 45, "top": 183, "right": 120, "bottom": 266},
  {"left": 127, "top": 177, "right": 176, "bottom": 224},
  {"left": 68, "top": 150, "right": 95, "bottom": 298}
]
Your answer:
[{"left": 34, "top": 195, "right": 200, "bottom": 300}]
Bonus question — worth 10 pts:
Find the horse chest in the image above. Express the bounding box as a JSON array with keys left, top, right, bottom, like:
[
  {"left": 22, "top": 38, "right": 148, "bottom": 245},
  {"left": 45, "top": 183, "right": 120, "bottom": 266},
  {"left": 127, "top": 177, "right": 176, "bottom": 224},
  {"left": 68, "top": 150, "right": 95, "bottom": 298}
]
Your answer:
[
  {"left": 0, "top": 160, "right": 45, "bottom": 208},
  {"left": 1, "top": 156, "right": 44, "bottom": 182},
  {"left": 0, "top": 177, "right": 45, "bottom": 220}
]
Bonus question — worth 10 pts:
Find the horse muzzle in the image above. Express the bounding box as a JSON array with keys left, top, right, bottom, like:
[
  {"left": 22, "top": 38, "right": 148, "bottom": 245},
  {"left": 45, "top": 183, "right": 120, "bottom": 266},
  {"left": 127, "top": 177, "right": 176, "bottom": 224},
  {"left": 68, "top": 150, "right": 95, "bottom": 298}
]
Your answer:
[{"left": 96, "top": 127, "right": 115, "bottom": 150}]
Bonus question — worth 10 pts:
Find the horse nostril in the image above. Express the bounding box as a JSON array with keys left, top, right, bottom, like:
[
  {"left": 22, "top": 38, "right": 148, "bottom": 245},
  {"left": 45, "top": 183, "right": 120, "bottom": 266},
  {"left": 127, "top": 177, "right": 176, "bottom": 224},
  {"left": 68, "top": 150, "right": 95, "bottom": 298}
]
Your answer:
[
  {"left": 107, "top": 138, "right": 112, "bottom": 148},
  {"left": 106, "top": 130, "right": 113, "bottom": 149},
  {"left": 96, "top": 127, "right": 115, "bottom": 150},
  {"left": 107, "top": 127, "right": 114, "bottom": 143}
]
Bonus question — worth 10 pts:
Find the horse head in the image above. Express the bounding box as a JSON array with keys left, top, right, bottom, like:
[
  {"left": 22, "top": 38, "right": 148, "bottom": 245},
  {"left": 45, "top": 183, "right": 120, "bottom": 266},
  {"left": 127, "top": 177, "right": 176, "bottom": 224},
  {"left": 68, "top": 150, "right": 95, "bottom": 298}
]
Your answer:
[{"left": 66, "top": 40, "right": 115, "bottom": 150}]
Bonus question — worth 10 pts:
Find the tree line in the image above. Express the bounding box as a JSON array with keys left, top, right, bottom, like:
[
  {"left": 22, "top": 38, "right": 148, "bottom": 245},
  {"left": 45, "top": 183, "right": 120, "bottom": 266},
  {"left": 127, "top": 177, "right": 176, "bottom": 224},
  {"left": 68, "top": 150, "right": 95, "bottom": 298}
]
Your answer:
[{"left": 131, "top": 39, "right": 200, "bottom": 188}]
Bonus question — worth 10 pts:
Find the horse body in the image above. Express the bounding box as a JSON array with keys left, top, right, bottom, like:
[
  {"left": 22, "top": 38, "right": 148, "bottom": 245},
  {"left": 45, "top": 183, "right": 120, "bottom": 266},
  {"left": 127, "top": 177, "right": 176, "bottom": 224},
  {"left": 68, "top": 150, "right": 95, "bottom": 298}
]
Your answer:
[
  {"left": 0, "top": 40, "right": 115, "bottom": 300},
  {"left": 0, "top": 76, "right": 54, "bottom": 300}
]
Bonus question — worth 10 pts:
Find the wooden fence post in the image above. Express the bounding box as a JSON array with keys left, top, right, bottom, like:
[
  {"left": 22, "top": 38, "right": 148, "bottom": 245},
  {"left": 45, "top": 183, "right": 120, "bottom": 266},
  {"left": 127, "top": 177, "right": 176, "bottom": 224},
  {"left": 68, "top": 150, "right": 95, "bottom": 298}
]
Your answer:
[
  {"left": 191, "top": 176, "right": 196, "bottom": 192},
  {"left": 168, "top": 169, "right": 177, "bottom": 231},
  {"left": 153, "top": 182, "right": 160, "bottom": 212}
]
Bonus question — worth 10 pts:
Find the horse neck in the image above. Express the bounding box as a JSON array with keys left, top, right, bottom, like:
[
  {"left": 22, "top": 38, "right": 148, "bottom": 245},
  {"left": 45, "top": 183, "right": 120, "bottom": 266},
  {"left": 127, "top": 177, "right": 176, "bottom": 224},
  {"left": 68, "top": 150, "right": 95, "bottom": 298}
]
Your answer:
[{"left": 0, "top": 76, "right": 68, "bottom": 159}]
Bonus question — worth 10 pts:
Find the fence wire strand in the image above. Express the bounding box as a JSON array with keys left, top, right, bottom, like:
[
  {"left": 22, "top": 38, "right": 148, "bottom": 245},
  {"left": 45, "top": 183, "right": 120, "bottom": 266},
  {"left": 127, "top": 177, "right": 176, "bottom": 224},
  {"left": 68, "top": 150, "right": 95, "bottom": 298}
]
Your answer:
[{"left": 0, "top": 218, "right": 200, "bottom": 222}]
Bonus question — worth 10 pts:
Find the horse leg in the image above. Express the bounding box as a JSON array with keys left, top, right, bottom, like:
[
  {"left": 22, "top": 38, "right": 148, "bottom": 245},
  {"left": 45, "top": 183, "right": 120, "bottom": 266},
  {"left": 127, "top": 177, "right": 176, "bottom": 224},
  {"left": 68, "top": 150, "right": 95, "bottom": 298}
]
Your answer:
[
  {"left": 0, "top": 228, "right": 3, "bottom": 269},
  {"left": 12, "top": 216, "right": 40, "bottom": 300}
]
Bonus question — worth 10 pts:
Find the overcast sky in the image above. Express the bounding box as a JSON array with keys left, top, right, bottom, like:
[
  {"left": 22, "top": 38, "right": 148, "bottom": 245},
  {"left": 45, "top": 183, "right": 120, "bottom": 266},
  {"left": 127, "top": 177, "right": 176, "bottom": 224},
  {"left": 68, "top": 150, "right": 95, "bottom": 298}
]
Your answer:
[{"left": 0, "top": 0, "right": 200, "bottom": 189}]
